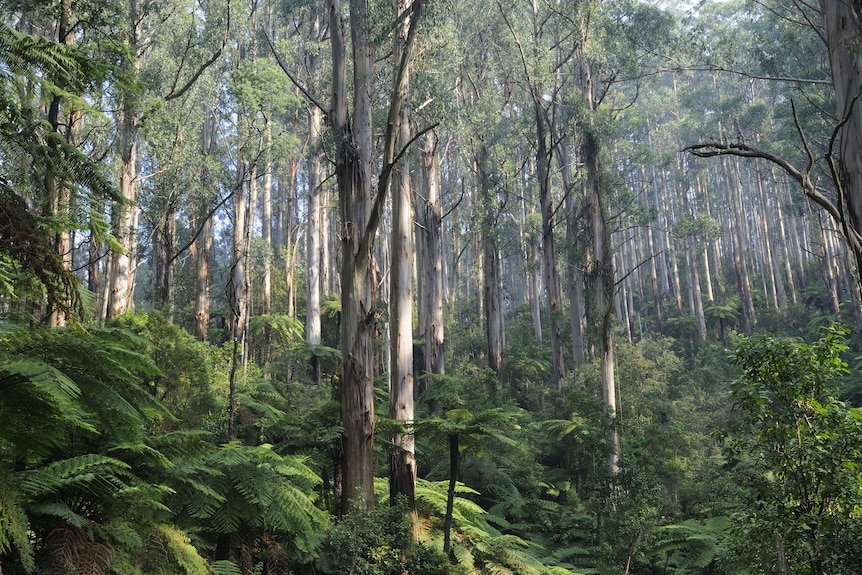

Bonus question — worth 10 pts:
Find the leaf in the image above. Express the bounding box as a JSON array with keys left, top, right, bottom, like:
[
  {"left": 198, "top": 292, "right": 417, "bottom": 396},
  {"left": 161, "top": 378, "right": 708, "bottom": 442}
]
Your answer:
[{"left": 157, "top": 524, "right": 211, "bottom": 575}]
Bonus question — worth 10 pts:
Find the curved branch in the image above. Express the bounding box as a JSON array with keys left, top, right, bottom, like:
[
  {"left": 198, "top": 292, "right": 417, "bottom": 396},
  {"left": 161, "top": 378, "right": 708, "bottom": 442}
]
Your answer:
[
  {"left": 359, "top": 0, "right": 424, "bottom": 263},
  {"left": 164, "top": 0, "right": 231, "bottom": 102},
  {"left": 264, "top": 30, "right": 328, "bottom": 114},
  {"left": 683, "top": 141, "right": 862, "bottom": 250}
]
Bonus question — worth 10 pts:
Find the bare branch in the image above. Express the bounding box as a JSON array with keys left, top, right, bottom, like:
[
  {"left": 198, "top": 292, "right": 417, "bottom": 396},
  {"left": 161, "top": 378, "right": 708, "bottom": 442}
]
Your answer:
[
  {"left": 264, "top": 30, "right": 328, "bottom": 114},
  {"left": 360, "top": 0, "right": 424, "bottom": 262},
  {"left": 683, "top": 141, "right": 862, "bottom": 249},
  {"left": 164, "top": 0, "right": 231, "bottom": 101}
]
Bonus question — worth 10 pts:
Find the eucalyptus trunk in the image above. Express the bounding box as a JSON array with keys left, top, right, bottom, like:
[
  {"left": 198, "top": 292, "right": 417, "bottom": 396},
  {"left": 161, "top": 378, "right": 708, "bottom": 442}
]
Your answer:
[
  {"left": 421, "top": 131, "right": 445, "bottom": 380},
  {"left": 193, "top": 215, "right": 212, "bottom": 341},
  {"left": 329, "top": 0, "right": 421, "bottom": 513},
  {"left": 261, "top": 128, "right": 273, "bottom": 315},
  {"left": 389, "top": 0, "right": 417, "bottom": 526},
  {"left": 477, "top": 145, "right": 505, "bottom": 382},
  {"left": 108, "top": 106, "right": 139, "bottom": 319},
  {"left": 583, "top": 129, "right": 618, "bottom": 475},
  {"left": 108, "top": 4, "right": 143, "bottom": 320},
  {"left": 823, "top": 0, "right": 862, "bottom": 288},
  {"left": 307, "top": 103, "right": 324, "bottom": 384},
  {"left": 535, "top": 102, "right": 565, "bottom": 390}
]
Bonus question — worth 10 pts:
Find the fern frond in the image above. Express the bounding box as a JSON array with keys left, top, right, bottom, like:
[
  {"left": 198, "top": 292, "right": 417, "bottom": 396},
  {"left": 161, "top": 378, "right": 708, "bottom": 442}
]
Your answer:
[
  {"left": 26, "top": 501, "right": 88, "bottom": 528},
  {"left": 0, "top": 356, "right": 93, "bottom": 460},
  {"left": 452, "top": 541, "right": 476, "bottom": 570},
  {"left": 157, "top": 524, "right": 211, "bottom": 575},
  {"left": 212, "top": 559, "right": 242, "bottom": 575},
  {"left": 0, "top": 473, "right": 35, "bottom": 572},
  {"left": 42, "top": 527, "right": 114, "bottom": 575}
]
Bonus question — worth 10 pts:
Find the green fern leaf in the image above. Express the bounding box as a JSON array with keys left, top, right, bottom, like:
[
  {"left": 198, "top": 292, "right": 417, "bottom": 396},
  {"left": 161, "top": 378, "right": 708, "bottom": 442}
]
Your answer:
[
  {"left": 212, "top": 560, "right": 242, "bottom": 575},
  {"left": 158, "top": 524, "right": 210, "bottom": 575},
  {"left": 0, "top": 474, "right": 35, "bottom": 572}
]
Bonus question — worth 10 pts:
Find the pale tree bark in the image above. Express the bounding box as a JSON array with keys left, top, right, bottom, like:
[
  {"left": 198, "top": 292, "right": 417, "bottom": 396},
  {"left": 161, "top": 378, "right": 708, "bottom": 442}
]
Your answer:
[
  {"left": 681, "top": 190, "right": 707, "bottom": 341},
  {"left": 646, "top": 225, "right": 663, "bottom": 331},
  {"left": 823, "top": 0, "right": 862, "bottom": 274},
  {"left": 720, "top": 156, "right": 756, "bottom": 332},
  {"left": 775, "top": 187, "right": 798, "bottom": 305},
  {"left": 583, "top": 128, "right": 618, "bottom": 474},
  {"left": 537, "top": 115, "right": 566, "bottom": 390},
  {"left": 664, "top": 188, "right": 684, "bottom": 318},
  {"left": 305, "top": 3, "right": 327, "bottom": 385},
  {"left": 389, "top": 0, "right": 417, "bottom": 527},
  {"left": 108, "top": 0, "right": 149, "bottom": 321},
  {"left": 307, "top": 103, "right": 324, "bottom": 384},
  {"left": 193, "top": 110, "right": 216, "bottom": 341},
  {"left": 193, "top": 215, "right": 212, "bottom": 341},
  {"left": 284, "top": 158, "right": 300, "bottom": 317},
  {"left": 228, "top": 159, "right": 252, "bottom": 441},
  {"left": 819, "top": 221, "right": 842, "bottom": 315},
  {"left": 421, "top": 131, "right": 445, "bottom": 380},
  {"left": 261, "top": 125, "right": 273, "bottom": 315},
  {"left": 577, "top": 31, "right": 618, "bottom": 472},
  {"left": 329, "top": 0, "right": 422, "bottom": 513},
  {"left": 696, "top": 176, "right": 716, "bottom": 303},
  {"left": 108, "top": 102, "right": 139, "bottom": 319},
  {"left": 305, "top": 5, "right": 326, "bottom": 384},
  {"left": 477, "top": 144, "right": 505, "bottom": 382}
]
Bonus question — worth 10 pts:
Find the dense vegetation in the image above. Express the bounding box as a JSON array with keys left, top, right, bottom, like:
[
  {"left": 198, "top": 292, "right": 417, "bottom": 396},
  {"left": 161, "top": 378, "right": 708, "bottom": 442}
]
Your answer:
[{"left": 3, "top": 0, "right": 862, "bottom": 574}]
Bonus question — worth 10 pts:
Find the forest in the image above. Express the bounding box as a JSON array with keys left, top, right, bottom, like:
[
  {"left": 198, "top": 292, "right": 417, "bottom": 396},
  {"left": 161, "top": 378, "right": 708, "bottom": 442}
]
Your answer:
[{"left": 3, "top": 0, "right": 862, "bottom": 573}]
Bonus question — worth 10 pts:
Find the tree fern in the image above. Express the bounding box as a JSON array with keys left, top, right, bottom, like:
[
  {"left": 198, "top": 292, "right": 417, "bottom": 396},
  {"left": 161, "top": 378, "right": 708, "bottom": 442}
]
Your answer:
[
  {"left": 156, "top": 524, "right": 212, "bottom": 575},
  {"left": 0, "top": 473, "right": 35, "bottom": 572},
  {"left": 647, "top": 517, "right": 729, "bottom": 573},
  {"left": 212, "top": 559, "right": 242, "bottom": 575},
  {"left": 1, "top": 19, "right": 116, "bottom": 319},
  {"left": 193, "top": 442, "right": 328, "bottom": 562}
]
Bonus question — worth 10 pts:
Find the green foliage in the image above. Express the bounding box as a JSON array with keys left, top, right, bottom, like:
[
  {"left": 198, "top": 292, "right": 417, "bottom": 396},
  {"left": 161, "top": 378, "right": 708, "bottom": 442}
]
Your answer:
[
  {"left": 112, "top": 312, "right": 225, "bottom": 432},
  {"left": 318, "top": 499, "right": 448, "bottom": 575},
  {"left": 726, "top": 326, "right": 862, "bottom": 574},
  {"left": 190, "top": 442, "right": 329, "bottom": 562},
  {"left": 0, "top": 21, "right": 118, "bottom": 319},
  {"left": 646, "top": 517, "right": 729, "bottom": 573},
  {"left": 0, "top": 323, "right": 164, "bottom": 462}
]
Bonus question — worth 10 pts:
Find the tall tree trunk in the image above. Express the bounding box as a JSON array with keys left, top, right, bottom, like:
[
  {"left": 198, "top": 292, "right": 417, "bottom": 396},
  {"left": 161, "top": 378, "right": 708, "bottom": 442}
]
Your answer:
[
  {"left": 421, "top": 131, "right": 445, "bottom": 380},
  {"left": 331, "top": 0, "right": 376, "bottom": 511},
  {"left": 193, "top": 111, "right": 216, "bottom": 341},
  {"left": 305, "top": 5, "right": 325, "bottom": 383},
  {"left": 723, "top": 157, "right": 756, "bottom": 331},
  {"left": 477, "top": 145, "right": 505, "bottom": 382},
  {"left": 228, "top": 157, "right": 251, "bottom": 441},
  {"left": 389, "top": 0, "right": 416, "bottom": 527},
  {"left": 108, "top": 4, "right": 143, "bottom": 320},
  {"left": 46, "top": 0, "right": 75, "bottom": 326},
  {"left": 307, "top": 102, "right": 324, "bottom": 384},
  {"left": 583, "top": 129, "right": 618, "bottom": 475},
  {"left": 578, "top": 35, "right": 618, "bottom": 472},
  {"left": 193, "top": 215, "right": 212, "bottom": 341},
  {"left": 108, "top": 106, "right": 139, "bottom": 319},
  {"left": 681, "top": 190, "right": 706, "bottom": 340},
  {"left": 329, "top": 0, "right": 422, "bottom": 513},
  {"left": 822, "top": 0, "right": 862, "bottom": 288},
  {"left": 152, "top": 192, "right": 176, "bottom": 318},
  {"left": 261, "top": 125, "right": 273, "bottom": 315},
  {"left": 775, "top": 189, "right": 798, "bottom": 305},
  {"left": 284, "top": 158, "right": 300, "bottom": 317},
  {"left": 535, "top": 100, "right": 565, "bottom": 390}
]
